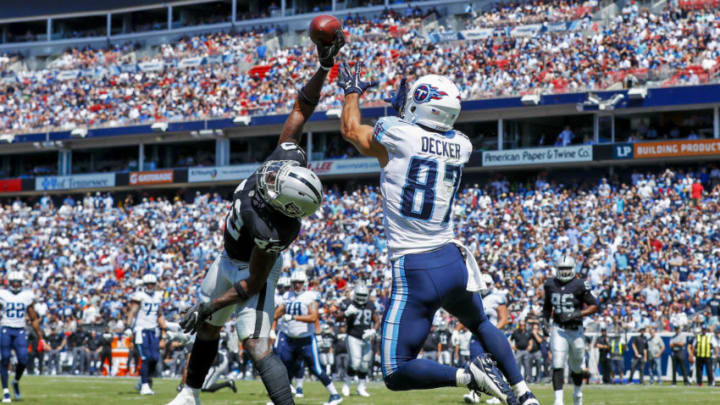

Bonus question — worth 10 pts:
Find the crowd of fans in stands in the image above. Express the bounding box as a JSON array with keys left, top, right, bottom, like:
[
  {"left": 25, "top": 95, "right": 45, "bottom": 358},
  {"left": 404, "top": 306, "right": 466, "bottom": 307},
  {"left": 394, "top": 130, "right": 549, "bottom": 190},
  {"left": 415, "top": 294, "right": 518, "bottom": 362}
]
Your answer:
[
  {"left": 0, "top": 165, "right": 719, "bottom": 378},
  {"left": 0, "top": 2, "right": 719, "bottom": 133}
]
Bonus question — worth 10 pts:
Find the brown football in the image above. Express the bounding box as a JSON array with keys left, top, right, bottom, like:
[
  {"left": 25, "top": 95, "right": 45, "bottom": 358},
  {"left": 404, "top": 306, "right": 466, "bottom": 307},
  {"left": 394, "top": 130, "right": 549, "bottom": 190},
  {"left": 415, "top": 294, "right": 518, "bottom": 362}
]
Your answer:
[{"left": 309, "top": 14, "right": 341, "bottom": 45}]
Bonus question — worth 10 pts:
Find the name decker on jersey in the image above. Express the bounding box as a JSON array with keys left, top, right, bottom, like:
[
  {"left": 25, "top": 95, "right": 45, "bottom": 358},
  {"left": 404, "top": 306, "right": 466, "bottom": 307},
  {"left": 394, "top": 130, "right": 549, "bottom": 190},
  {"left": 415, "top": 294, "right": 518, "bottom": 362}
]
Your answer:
[{"left": 223, "top": 143, "right": 306, "bottom": 261}]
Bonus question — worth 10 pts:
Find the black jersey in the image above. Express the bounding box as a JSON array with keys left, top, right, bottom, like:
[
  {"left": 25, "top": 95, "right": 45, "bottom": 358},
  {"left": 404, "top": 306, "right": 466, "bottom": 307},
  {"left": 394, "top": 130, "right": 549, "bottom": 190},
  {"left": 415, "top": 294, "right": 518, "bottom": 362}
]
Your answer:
[
  {"left": 543, "top": 277, "right": 596, "bottom": 329},
  {"left": 437, "top": 330, "right": 453, "bottom": 351},
  {"left": 223, "top": 143, "right": 307, "bottom": 261},
  {"left": 342, "top": 299, "right": 376, "bottom": 340}
]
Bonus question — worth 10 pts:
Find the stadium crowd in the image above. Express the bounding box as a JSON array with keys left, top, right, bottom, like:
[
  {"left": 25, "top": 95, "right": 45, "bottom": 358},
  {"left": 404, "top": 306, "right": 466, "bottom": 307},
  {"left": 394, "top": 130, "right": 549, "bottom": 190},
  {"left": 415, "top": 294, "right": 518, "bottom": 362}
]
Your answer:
[
  {"left": 1, "top": 2, "right": 720, "bottom": 133},
  {"left": 0, "top": 164, "right": 719, "bottom": 382}
]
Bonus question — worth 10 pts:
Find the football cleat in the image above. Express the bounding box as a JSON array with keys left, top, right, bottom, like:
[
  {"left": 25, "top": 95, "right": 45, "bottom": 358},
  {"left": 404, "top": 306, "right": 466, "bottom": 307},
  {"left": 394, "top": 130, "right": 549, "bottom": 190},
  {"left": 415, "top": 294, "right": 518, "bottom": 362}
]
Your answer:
[
  {"left": 140, "top": 383, "right": 155, "bottom": 395},
  {"left": 467, "top": 354, "right": 517, "bottom": 405},
  {"left": 463, "top": 390, "right": 480, "bottom": 404},
  {"left": 341, "top": 383, "right": 350, "bottom": 397},
  {"left": 166, "top": 387, "right": 201, "bottom": 405},
  {"left": 11, "top": 381, "right": 19, "bottom": 400},
  {"left": 294, "top": 386, "right": 304, "bottom": 398},
  {"left": 487, "top": 397, "right": 502, "bottom": 404},
  {"left": 356, "top": 386, "right": 370, "bottom": 397},
  {"left": 229, "top": 380, "right": 237, "bottom": 393},
  {"left": 573, "top": 392, "right": 582, "bottom": 405},
  {"left": 2, "top": 392, "right": 10, "bottom": 403},
  {"left": 519, "top": 392, "right": 540, "bottom": 405},
  {"left": 323, "top": 394, "right": 343, "bottom": 405}
]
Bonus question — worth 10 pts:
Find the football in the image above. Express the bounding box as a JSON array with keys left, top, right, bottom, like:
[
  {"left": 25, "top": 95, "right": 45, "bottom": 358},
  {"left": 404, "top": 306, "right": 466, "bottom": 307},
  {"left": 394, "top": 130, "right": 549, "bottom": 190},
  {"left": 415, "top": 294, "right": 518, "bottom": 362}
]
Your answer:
[{"left": 309, "top": 14, "right": 341, "bottom": 45}]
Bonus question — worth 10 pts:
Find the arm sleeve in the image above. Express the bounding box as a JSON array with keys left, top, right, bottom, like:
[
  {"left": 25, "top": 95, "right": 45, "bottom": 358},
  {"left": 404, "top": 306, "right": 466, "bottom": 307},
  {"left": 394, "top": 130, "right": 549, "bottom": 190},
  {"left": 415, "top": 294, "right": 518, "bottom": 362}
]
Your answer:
[
  {"left": 542, "top": 284, "right": 552, "bottom": 321},
  {"left": 580, "top": 283, "right": 597, "bottom": 307}
]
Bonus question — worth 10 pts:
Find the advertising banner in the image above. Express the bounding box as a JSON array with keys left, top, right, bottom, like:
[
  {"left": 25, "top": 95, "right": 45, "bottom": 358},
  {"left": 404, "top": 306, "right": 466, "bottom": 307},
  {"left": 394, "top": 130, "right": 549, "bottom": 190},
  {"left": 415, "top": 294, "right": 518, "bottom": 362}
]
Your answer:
[
  {"left": 482, "top": 145, "right": 593, "bottom": 166},
  {"left": 460, "top": 29, "right": 494, "bottom": 40},
  {"left": 613, "top": 143, "right": 634, "bottom": 159},
  {"left": 633, "top": 139, "right": 720, "bottom": 159},
  {"left": 0, "top": 179, "right": 21, "bottom": 193},
  {"left": 510, "top": 24, "right": 542, "bottom": 37},
  {"left": 129, "top": 170, "right": 174, "bottom": 185},
  {"left": 309, "top": 158, "right": 381, "bottom": 175},
  {"left": 35, "top": 173, "right": 115, "bottom": 191},
  {"left": 188, "top": 165, "right": 259, "bottom": 183}
]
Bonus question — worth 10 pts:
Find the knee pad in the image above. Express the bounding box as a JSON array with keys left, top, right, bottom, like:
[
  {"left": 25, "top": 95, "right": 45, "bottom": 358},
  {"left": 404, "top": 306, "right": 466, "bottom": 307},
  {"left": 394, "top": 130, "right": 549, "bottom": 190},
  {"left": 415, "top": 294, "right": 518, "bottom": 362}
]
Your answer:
[
  {"left": 570, "top": 372, "right": 583, "bottom": 387},
  {"left": 552, "top": 368, "right": 564, "bottom": 391}
]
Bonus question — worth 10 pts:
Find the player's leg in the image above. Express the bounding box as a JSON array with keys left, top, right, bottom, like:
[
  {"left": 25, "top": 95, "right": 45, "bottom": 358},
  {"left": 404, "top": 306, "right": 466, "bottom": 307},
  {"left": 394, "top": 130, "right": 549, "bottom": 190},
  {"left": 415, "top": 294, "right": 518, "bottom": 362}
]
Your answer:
[
  {"left": 202, "top": 352, "right": 235, "bottom": 393},
  {"left": 550, "top": 326, "right": 570, "bottom": 405},
  {"left": 355, "top": 338, "right": 373, "bottom": 397},
  {"left": 463, "top": 337, "right": 485, "bottom": 404},
  {"left": 345, "top": 335, "right": 362, "bottom": 392},
  {"left": 567, "top": 329, "right": 585, "bottom": 405},
  {"left": 11, "top": 329, "right": 28, "bottom": 400},
  {"left": 301, "top": 335, "right": 341, "bottom": 402},
  {"left": 381, "top": 257, "right": 457, "bottom": 391},
  {"left": 237, "top": 261, "right": 295, "bottom": 405},
  {"left": 0, "top": 329, "right": 13, "bottom": 402},
  {"left": 139, "top": 330, "right": 155, "bottom": 394}
]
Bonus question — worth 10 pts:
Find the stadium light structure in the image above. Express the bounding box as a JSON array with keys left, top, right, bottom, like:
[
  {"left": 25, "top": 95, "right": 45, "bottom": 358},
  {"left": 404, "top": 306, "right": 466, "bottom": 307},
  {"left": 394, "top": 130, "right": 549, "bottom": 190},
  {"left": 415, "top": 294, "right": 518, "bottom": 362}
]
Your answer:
[
  {"left": 190, "top": 129, "right": 224, "bottom": 138},
  {"left": 600, "top": 94, "right": 625, "bottom": 111},
  {"left": 151, "top": 122, "right": 169, "bottom": 132},
  {"left": 70, "top": 127, "right": 88, "bottom": 138},
  {"left": 628, "top": 87, "right": 648, "bottom": 100},
  {"left": 34, "top": 141, "right": 64, "bottom": 149},
  {"left": 233, "top": 116, "right": 251, "bottom": 126},
  {"left": 326, "top": 109, "right": 341, "bottom": 119},
  {"left": 520, "top": 94, "right": 541, "bottom": 106},
  {"left": 0, "top": 134, "right": 14, "bottom": 144}
]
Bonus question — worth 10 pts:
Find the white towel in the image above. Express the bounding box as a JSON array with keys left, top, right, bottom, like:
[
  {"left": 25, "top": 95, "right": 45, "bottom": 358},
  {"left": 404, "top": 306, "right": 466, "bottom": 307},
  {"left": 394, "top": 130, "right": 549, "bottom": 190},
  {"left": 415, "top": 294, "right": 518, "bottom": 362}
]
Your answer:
[{"left": 452, "top": 240, "right": 486, "bottom": 292}]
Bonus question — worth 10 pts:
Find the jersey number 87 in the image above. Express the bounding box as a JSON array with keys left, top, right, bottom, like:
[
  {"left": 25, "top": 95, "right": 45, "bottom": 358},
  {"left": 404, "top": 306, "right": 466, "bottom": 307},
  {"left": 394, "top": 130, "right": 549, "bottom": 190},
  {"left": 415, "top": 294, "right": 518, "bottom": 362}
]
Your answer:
[{"left": 400, "top": 157, "right": 461, "bottom": 222}]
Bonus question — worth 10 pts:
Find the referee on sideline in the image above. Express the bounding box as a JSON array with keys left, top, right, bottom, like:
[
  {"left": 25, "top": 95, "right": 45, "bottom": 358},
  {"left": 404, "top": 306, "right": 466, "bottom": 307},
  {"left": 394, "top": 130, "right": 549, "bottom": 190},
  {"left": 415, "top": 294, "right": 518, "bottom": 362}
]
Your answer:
[{"left": 689, "top": 325, "right": 714, "bottom": 386}]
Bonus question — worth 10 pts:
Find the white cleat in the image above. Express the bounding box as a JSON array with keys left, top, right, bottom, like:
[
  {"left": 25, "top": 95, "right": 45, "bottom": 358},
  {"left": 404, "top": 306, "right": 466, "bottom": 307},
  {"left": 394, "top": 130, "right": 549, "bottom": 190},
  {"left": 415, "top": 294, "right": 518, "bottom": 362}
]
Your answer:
[
  {"left": 356, "top": 386, "right": 370, "bottom": 397},
  {"left": 463, "top": 390, "right": 480, "bottom": 404},
  {"left": 553, "top": 401, "right": 564, "bottom": 405},
  {"left": 140, "top": 383, "right": 155, "bottom": 395},
  {"left": 166, "top": 387, "right": 201, "bottom": 405},
  {"left": 1, "top": 393, "right": 10, "bottom": 403},
  {"left": 573, "top": 392, "right": 583, "bottom": 405},
  {"left": 341, "top": 383, "right": 350, "bottom": 397},
  {"left": 486, "top": 398, "right": 501, "bottom": 404}
]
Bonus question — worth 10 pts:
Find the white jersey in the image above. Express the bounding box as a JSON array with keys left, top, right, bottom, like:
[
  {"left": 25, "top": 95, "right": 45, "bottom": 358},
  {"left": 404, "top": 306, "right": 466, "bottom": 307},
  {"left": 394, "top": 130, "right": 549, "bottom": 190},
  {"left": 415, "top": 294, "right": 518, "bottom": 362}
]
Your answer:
[
  {"left": 0, "top": 289, "right": 34, "bottom": 328},
  {"left": 482, "top": 291, "right": 507, "bottom": 326},
  {"left": 275, "top": 292, "right": 289, "bottom": 335},
  {"left": 374, "top": 116, "right": 472, "bottom": 259},
  {"left": 283, "top": 290, "right": 319, "bottom": 338},
  {"left": 132, "top": 290, "right": 163, "bottom": 330}
]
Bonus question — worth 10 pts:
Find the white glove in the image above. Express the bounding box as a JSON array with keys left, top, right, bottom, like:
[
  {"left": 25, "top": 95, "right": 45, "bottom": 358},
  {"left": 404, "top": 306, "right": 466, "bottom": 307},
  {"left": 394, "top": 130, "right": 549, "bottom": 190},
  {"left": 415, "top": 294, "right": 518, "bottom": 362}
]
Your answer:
[
  {"left": 283, "top": 314, "right": 293, "bottom": 322},
  {"left": 345, "top": 304, "right": 360, "bottom": 317},
  {"left": 362, "top": 329, "right": 376, "bottom": 341}
]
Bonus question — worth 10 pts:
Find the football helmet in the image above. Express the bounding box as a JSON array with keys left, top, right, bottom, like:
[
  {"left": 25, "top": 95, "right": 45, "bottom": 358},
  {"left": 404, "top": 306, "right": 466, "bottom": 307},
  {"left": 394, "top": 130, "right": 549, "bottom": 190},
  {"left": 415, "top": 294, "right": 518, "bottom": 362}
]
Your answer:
[
  {"left": 353, "top": 283, "right": 369, "bottom": 306},
  {"left": 290, "top": 271, "right": 307, "bottom": 291},
  {"left": 402, "top": 74, "right": 461, "bottom": 132},
  {"left": 7, "top": 271, "right": 23, "bottom": 293},
  {"left": 556, "top": 256, "right": 576, "bottom": 283},
  {"left": 257, "top": 160, "right": 323, "bottom": 218},
  {"left": 278, "top": 276, "right": 291, "bottom": 291},
  {"left": 479, "top": 273, "right": 494, "bottom": 297},
  {"left": 142, "top": 273, "right": 157, "bottom": 293}
]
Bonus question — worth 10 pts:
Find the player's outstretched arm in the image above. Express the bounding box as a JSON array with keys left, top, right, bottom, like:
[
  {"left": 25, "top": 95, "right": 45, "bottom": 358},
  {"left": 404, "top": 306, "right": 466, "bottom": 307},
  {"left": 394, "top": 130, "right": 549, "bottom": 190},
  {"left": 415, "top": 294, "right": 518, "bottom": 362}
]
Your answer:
[
  {"left": 27, "top": 305, "right": 44, "bottom": 341},
  {"left": 337, "top": 62, "right": 388, "bottom": 166},
  {"left": 278, "top": 30, "right": 345, "bottom": 146}
]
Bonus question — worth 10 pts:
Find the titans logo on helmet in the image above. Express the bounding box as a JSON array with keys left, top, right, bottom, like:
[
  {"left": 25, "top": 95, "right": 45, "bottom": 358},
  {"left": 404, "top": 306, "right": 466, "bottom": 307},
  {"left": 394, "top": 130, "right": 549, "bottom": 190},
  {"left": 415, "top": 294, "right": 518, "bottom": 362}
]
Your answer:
[{"left": 413, "top": 84, "right": 448, "bottom": 104}]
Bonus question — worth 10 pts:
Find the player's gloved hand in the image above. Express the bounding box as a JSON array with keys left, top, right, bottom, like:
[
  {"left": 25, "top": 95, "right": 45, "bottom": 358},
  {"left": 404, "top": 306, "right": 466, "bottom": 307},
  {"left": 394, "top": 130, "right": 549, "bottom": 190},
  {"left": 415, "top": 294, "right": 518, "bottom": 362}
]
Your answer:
[
  {"left": 282, "top": 314, "right": 293, "bottom": 322},
  {"left": 337, "top": 62, "right": 378, "bottom": 96},
  {"left": 362, "top": 328, "right": 376, "bottom": 341},
  {"left": 180, "top": 302, "right": 215, "bottom": 334},
  {"left": 344, "top": 304, "right": 360, "bottom": 317},
  {"left": 385, "top": 76, "right": 409, "bottom": 116},
  {"left": 315, "top": 29, "right": 346, "bottom": 69}
]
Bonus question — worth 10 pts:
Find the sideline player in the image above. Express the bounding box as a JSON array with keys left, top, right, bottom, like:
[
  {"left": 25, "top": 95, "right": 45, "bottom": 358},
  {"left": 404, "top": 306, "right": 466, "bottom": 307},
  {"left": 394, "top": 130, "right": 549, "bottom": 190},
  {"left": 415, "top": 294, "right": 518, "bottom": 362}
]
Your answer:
[
  {"left": 127, "top": 273, "right": 167, "bottom": 395},
  {"left": 339, "top": 283, "right": 379, "bottom": 397},
  {"left": 543, "top": 256, "right": 598, "bottom": 405},
  {"left": 337, "top": 63, "right": 538, "bottom": 405},
  {"left": 465, "top": 274, "right": 509, "bottom": 404},
  {"left": 274, "top": 272, "right": 342, "bottom": 405},
  {"left": 168, "top": 30, "right": 345, "bottom": 405},
  {"left": 0, "top": 271, "right": 43, "bottom": 403}
]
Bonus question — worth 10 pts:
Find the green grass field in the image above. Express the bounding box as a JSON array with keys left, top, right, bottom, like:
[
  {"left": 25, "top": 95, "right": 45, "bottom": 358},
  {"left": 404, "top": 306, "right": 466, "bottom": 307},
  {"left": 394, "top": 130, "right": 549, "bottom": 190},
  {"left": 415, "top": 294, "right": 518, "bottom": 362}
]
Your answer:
[{"left": 10, "top": 376, "right": 720, "bottom": 404}]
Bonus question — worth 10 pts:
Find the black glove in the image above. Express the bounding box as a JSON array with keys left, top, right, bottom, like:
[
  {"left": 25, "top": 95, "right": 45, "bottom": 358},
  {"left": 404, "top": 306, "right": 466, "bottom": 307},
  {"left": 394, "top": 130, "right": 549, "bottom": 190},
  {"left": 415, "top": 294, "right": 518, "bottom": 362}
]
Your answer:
[
  {"left": 337, "top": 62, "right": 378, "bottom": 96},
  {"left": 389, "top": 77, "right": 408, "bottom": 116},
  {"left": 180, "top": 302, "right": 215, "bottom": 334},
  {"left": 316, "top": 29, "right": 346, "bottom": 69}
]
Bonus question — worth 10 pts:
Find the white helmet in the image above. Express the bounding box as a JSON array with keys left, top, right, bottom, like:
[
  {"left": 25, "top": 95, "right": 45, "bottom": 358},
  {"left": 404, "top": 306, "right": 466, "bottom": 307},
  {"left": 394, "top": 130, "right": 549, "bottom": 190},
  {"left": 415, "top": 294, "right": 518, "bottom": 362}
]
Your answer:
[
  {"left": 278, "top": 276, "right": 291, "bottom": 289},
  {"left": 353, "top": 283, "right": 369, "bottom": 305},
  {"left": 257, "top": 160, "right": 323, "bottom": 218},
  {"left": 290, "top": 271, "right": 307, "bottom": 287},
  {"left": 142, "top": 274, "right": 158, "bottom": 285},
  {"left": 479, "top": 273, "right": 494, "bottom": 297},
  {"left": 403, "top": 74, "right": 461, "bottom": 132},
  {"left": 7, "top": 271, "right": 23, "bottom": 293},
  {"left": 556, "top": 256, "right": 576, "bottom": 283}
]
